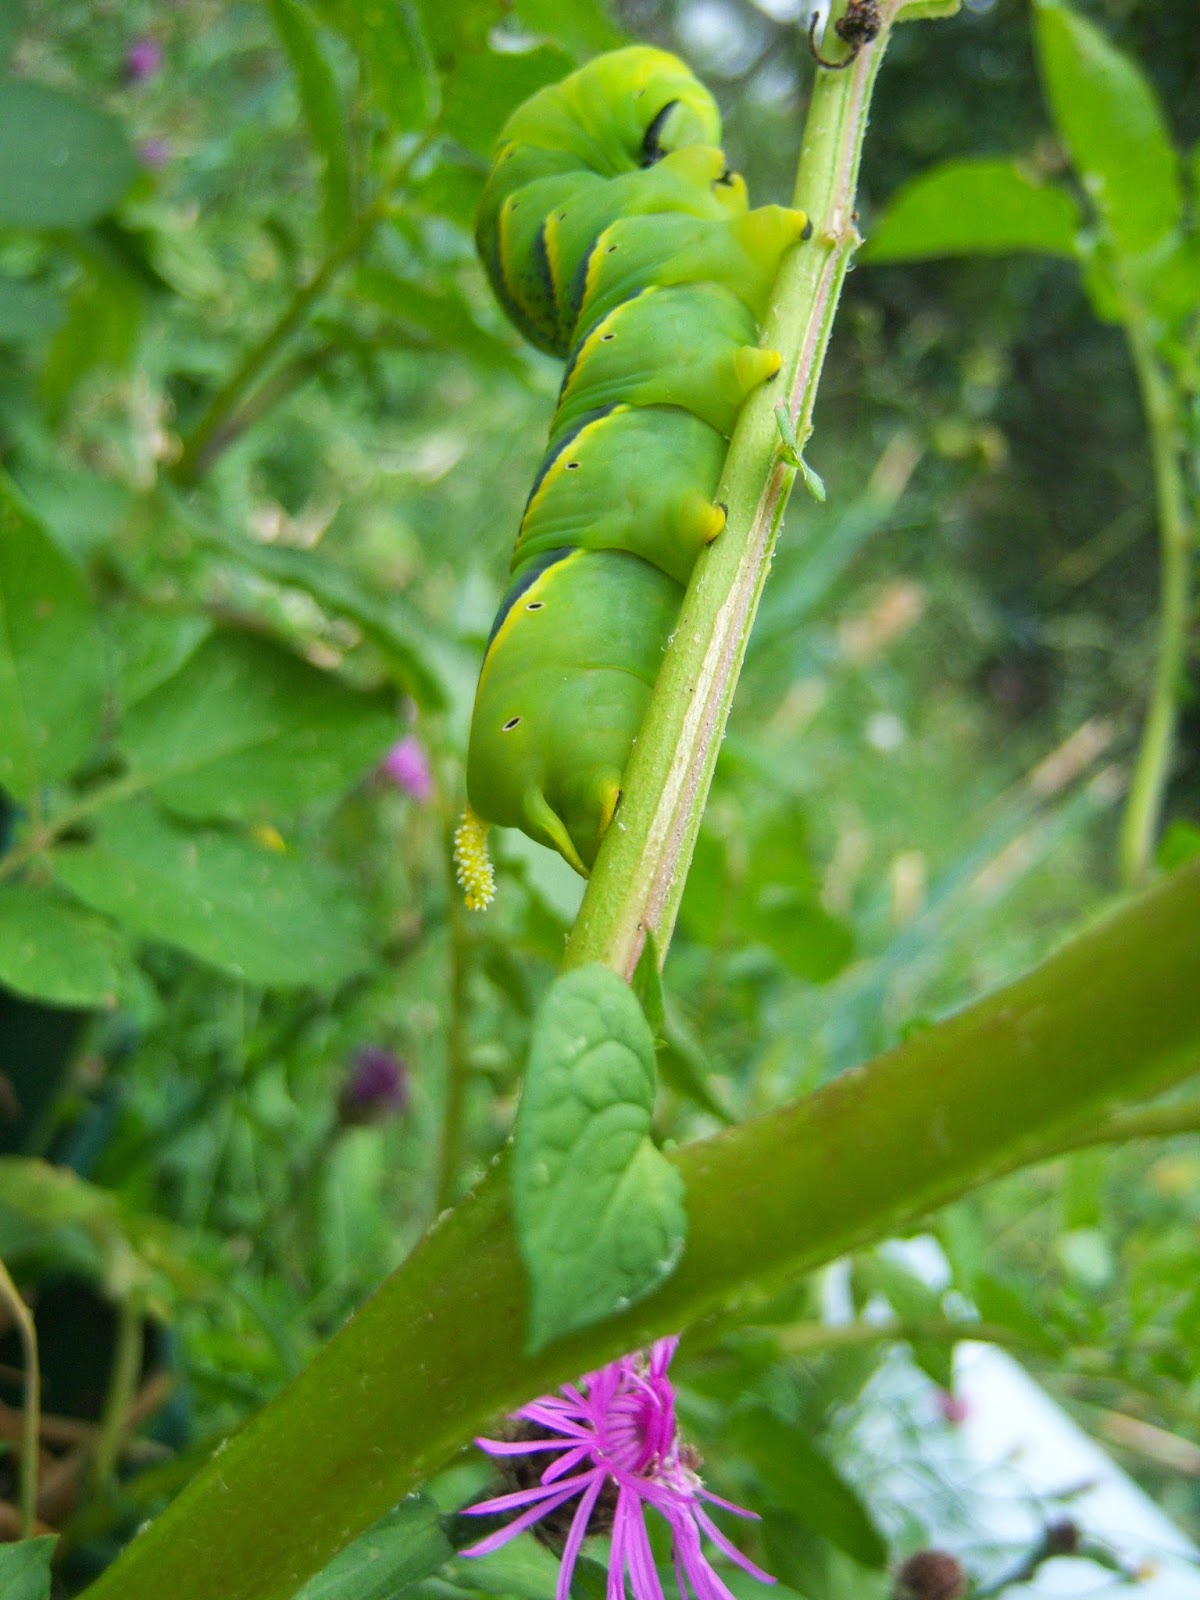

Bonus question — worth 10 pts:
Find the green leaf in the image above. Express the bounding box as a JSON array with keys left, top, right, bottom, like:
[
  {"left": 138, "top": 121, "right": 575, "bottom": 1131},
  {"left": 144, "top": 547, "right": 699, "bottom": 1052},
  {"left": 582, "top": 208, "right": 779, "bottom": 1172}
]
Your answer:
[
  {"left": 40, "top": 244, "right": 143, "bottom": 411},
  {"left": 53, "top": 800, "right": 371, "bottom": 988},
  {"left": 311, "top": 0, "right": 437, "bottom": 131},
  {"left": 0, "top": 81, "right": 136, "bottom": 228},
  {"left": 0, "top": 883, "right": 127, "bottom": 1008},
  {"left": 862, "top": 159, "right": 1081, "bottom": 263},
  {"left": 121, "top": 631, "right": 398, "bottom": 824},
  {"left": 1033, "top": 0, "right": 1182, "bottom": 258},
  {"left": 0, "top": 277, "right": 65, "bottom": 343},
  {"left": 194, "top": 533, "right": 445, "bottom": 710},
  {"left": 105, "top": 607, "right": 212, "bottom": 713},
  {"left": 0, "top": 0, "right": 24, "bottom": 72},
  {"left": 269, "top": 0, "right": 354, "bottom": 242},
  {"left": 854, "top": 1251, "right": 954, "bottom": 1388},
  {"left": 731, "top": 1409, "right": 888, "bottom": 1570},
  {"left": 447, "top": 1536, "right": 562, "bottom": 1600},
  {"left": 743, "top": 899, "right": 854, "bottom": 984},
  {"left": 0, "top": 1536, "right": 56, "bottom": 1600},
  {"left": 514, "top": 964, "right": 687, "bottom": 1352},
  {"left": 0, "top": 472, "right": 105, "bottom": 802},
  {"left": 1159, "top": 819, "right": 1200, "bottom": 871},
  {"left": 291, "top": 1496, "right": 452, "bottom": 1600},
  {"left": 354, "top": 266, "right": 519, "bottom": 368},
  {"left": 511, "top": 0, "right": 624, "bottom": 55},
  {"left": 442, "top": 46, "right": 574, "bottom": 155}
]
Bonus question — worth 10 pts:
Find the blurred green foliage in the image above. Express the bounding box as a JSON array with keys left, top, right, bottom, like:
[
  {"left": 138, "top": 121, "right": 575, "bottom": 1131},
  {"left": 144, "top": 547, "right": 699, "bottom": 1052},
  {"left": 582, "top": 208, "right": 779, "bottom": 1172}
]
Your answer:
[{"left": 0, "top": 0, "right": 1196, "bottom": 1595}]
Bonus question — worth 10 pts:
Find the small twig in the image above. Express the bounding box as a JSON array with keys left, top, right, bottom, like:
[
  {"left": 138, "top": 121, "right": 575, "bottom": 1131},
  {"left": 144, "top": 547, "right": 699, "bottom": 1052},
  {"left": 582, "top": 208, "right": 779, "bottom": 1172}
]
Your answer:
[{"left": 0, "top": 1259, "right": 40, "bottom": 1539}]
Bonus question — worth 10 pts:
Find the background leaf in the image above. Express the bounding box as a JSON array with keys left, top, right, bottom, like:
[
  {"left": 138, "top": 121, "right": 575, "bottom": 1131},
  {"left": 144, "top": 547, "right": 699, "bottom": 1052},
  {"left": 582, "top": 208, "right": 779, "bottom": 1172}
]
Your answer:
[
  {"left": 0, "top": 883, "right": 127, "bottom": 1008},
  {"left": 731, "top": 1410, "right": 888, "bottom": 1570},
  {"left": 53, "top": 800, "right": 371, "bottom": 988},
  {"left": 291, "top": 1496, "right": 452, "bottom": 1600},
  {"left": 1033, "top": 0, "right": 1182, "bottom": 258},
  {"left": 269, "top": 0, "right": 354, "bottom": 243},
  {"left": 0, "top": 278, "right": 66, "bottom": 343},
  {"left": 514, "top": 964, "right": 687, "bottom": 1352},
  {"left": 863, "top": 159, "right": 1081, "bottom": 263},
  {"left": 0, "top": 473, "right": 105, "bottom": 801},
  {"left": 0, "top": 81, "right": 136, "bottom": 228},
  {"left": 121, "top": 630, "right": 398, "bottom": 824}
]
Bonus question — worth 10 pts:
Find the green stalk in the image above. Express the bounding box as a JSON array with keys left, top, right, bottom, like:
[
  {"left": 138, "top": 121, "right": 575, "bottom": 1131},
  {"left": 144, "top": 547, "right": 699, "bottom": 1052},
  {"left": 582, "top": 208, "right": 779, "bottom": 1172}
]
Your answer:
[
  {"left": 1117, "top": 318, "right": 1195, "bottom": 887},
  {"left": 565, "top": 0, "right": 936, "bottom": 977},
  {"left": 80, "top": 858, "right": 1200, "bottom": 1600},
  {"left": 89, "top": 1299, "right": 144, "bottom": 1499}
]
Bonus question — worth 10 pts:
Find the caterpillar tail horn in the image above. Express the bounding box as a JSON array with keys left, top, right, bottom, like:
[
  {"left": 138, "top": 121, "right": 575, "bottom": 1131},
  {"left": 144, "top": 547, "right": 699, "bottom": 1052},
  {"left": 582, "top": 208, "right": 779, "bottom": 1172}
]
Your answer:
[{"left": 454, "top": 804, "right": 496, "bottom": 911}]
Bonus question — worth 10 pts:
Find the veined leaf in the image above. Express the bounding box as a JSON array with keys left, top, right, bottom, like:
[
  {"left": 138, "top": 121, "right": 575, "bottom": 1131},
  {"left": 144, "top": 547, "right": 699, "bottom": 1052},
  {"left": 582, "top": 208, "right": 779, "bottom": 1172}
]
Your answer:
[
  {"left": 514, "top": 964, "right": 686, "bottom": 1352},
  {"left": 0, "top": 1536, "right": 56, "bottom": 1600}
]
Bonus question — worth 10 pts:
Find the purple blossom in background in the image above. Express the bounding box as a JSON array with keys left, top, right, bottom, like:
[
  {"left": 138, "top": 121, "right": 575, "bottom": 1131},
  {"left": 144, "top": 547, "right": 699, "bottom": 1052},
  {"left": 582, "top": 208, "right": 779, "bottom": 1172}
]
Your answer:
[
  {"left": 137, "top": 138, "right": 170, "bottom": 169},
  {"left": 338, "top": 1046, "right": 409, "bottom": 1126},
  {"left": 380, "top": 735, "right": 434, "bottom": 802},
  {"left": 462, "top": 1336, "right": 774, "bottom": 1600},
  {"left": 125, "top": 38, "right": 163, "bottom": 84}
]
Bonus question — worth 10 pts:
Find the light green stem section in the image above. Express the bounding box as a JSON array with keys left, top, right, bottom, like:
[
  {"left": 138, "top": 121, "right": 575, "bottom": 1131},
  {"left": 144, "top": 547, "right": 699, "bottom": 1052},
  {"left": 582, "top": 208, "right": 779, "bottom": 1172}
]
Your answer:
[
  {"left": 564, "top": 7, "right": 912, "bottom": 976},
  {"left": 80, "top": 859, "right": 1200, "bottom": 1600},
  {"left": 1117, "top": 316, "right": 1195, "bottom": 887}
]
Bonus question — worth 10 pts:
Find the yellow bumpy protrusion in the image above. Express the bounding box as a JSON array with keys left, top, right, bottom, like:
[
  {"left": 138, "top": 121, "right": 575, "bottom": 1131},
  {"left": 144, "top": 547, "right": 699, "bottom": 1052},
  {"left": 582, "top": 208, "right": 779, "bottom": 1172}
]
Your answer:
[{"left": 454, "top": 805, "right": 496, "bottom": 911}]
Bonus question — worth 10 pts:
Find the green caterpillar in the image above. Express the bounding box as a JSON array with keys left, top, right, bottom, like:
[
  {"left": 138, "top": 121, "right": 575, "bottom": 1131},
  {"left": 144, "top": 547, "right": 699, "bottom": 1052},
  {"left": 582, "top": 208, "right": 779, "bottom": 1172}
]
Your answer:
[{"left": 455, "top": 46, "right": 809, "bottom": 909}]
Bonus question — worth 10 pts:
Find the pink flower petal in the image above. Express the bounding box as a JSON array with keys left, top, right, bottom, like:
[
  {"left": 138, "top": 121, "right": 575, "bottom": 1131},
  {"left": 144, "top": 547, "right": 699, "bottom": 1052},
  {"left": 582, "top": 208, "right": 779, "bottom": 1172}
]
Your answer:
[
  {"left": 693, "top": 1508, "right": 775, "bottom": 1585},
  {"left": 463, "top": 1470, "right": 593, "bottom": 1517},
  {"left": 555, "top": 1473, "right": 606, "bottom": 1600},
  {"left": 459, "top": 1482, "right": 587, "bottom": 1557}
]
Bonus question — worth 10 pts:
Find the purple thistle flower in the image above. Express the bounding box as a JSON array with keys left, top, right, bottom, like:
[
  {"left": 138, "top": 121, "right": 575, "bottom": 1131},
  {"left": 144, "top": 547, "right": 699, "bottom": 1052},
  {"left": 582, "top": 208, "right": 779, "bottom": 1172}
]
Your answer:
[
  {"left": 338, "top": 1046, "right": 409, "bottom": 1126},
  {"left": 462, "top": 1336, "right": 775, "bottom": 1600},
  {"left": 125, "top": 38, "right": 163, "bottom": 84},
  {"left": 380, "top": 735, "right": 434, "bottom": 803}
]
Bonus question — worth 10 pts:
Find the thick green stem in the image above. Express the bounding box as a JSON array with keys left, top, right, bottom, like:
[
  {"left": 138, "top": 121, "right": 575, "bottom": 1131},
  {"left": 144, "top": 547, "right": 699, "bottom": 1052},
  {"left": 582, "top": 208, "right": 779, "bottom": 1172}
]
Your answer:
[
  {"left": 565, "top": 4, "right": 911, "bottom": 977},
  {"left": 80, "top": 859, "right": 1200, "bottom": 1600},
  {"left": 1117, "top": 319, "right": 1195, "bottom": 887}
]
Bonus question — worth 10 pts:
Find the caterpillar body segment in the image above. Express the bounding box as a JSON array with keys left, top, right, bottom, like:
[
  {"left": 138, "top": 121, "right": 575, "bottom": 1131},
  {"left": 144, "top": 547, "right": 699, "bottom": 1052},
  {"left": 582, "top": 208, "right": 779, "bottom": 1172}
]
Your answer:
[
  {"left": 456, "top": 46, "right": 809, "bottom": 901},
  {"left": 554, "top": 284, "right": 780, "bottom": 440},
  {"left": 514, "top": 405, "right": 728, "bottom": 587},
  {"left": 466, "top": 550, "right": 682, "bottom": 876}
]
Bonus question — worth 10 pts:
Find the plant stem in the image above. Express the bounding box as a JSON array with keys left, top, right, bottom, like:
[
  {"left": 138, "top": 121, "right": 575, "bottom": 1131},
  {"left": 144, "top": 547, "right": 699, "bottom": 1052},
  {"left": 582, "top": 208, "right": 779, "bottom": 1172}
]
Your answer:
[
  {"left": 1117, "top": 318, "right": 1195, "bottom": 887},
  {"left": 0, "top": 1259, "right": 40, "bottom": 1538},
  {"left": 1025, "top": 1083, "right": 1200, "bottom": 1162},
  {"left": 79, "top": 858, "right": 1200, "bottom": 1600},
  {"left": 436, "top": 831, "right": 472, "bottom": 1214},
  {"left": 564, "top": 1, "right": 914, "bottom": 979},
  {"left": 89, "top": 1299, "right": 143, "bottom": 1499}
]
